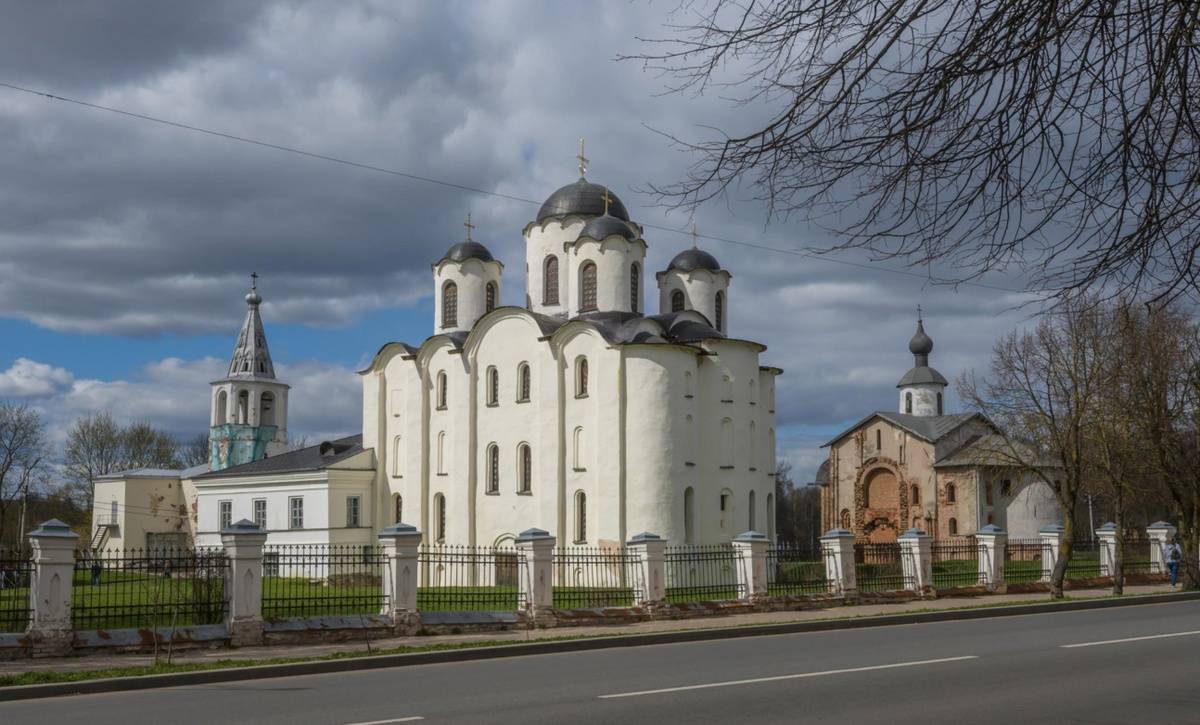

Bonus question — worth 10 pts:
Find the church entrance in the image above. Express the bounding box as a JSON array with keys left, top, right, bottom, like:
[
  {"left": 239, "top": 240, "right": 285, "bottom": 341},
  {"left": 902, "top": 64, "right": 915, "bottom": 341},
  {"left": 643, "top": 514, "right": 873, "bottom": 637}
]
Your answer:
[{"left": 862, "top": 468, "right": 901, "bottom": 542}]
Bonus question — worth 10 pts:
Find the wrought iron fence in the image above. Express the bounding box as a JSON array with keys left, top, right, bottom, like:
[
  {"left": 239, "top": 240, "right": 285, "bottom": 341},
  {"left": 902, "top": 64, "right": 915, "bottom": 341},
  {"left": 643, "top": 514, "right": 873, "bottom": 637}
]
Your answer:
[
  {"left": 0, "top": 548, "right": 31, "bottom": 633},
  {"left": 552, "top": 547, "right": 643, "bottom": 608},
  {"left": 1118, "top": 537, "right": 1157, "bottom": 574},
  {"left": 665, "top": 544, "right": 745, "bottom": 603},
  {"left": 71, "top": 547, "right": 228, "bottom": 630},
  {"left": 417, "top": 545, "right": 525, "bottom": 612},
  {"left": 261, "top": 544, "right": 387, "bottom": 619},
  {"left": 854, "top": 542, "right": 914, "bottom": 593},
  {"left": 932, "top": 538, "right": 984, "bottom": 588},
  {"left": 1065, "top": 539, "right": 1106, "bottom": 579},
  {"left": 767, "top": 544, "right": 832, "bottom": 596},
  {"left": 1005, "top": 539, "right": 1050, "bottom": 583}
]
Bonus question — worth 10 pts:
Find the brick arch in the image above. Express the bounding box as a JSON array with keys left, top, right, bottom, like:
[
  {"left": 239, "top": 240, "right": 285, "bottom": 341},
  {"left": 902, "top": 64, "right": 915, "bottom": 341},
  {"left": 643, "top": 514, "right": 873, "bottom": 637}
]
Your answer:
[{"left": 853, "top": 459, "right": 910, "bottom": 542}]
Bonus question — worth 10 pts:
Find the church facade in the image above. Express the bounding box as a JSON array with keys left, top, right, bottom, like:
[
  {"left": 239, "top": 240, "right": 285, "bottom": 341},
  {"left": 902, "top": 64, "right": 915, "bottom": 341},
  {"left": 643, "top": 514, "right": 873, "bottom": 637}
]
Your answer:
[
  {"left": 818, "top": 318, "right": 1060, "bottom": 541},
  {"left": 92, "top": 166, "right": 781, "bottom": 552}
]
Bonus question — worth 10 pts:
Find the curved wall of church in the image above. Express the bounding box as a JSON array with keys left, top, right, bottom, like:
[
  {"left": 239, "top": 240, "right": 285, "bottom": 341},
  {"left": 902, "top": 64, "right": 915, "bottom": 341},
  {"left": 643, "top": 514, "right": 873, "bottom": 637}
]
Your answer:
[
  {"left": 566, "top": 237, "right": 646, "bottom": 316},
  {"left": 624, "top": 348, "right": 689, "bottom": 543},
  {"left": 433, "top": 258, "right": 502, "bottom": 334},
  {"left": 657, "top": 269, "right": 730, "bottom": 332},
  {"left": 524, "top": 220, "right": 583, "bottom": 316}
]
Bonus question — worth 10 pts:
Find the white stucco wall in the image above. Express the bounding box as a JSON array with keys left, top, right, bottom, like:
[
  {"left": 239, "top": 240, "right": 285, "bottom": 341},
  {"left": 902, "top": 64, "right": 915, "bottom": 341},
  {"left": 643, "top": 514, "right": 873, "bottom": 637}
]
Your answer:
[
  {"left": 657, "top": 268, "right": 731, "bottom": 333},
  {"left": 433, "top": 257, "right": 502, "bottom": 335},
  {"left": 524, "top": 219, "right": 584, "bottom": 316}
]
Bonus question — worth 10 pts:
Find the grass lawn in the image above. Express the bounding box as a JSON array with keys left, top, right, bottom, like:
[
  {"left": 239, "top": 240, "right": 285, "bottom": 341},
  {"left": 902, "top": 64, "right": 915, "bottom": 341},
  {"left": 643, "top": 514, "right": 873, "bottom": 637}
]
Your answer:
[
  {"left": 0, "top": 587, "right": 30, "bottom": 633},
  {"left": 932, "top": 558, "right": 982, "bottom": 588},
  {"left": 70, "top": 570, "right": 226, "bottom": 630}
]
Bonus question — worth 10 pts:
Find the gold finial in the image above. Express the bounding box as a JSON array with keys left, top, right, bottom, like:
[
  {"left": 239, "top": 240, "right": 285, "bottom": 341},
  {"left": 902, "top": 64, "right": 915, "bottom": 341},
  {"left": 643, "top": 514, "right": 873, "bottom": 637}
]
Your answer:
[
  {"left": 600, "top": 186, "right": 613, "bottom": 215},
  {"left": 577, "top": 137, "right": 588, "bottom": 178},
  {"left": 690, "top": 221, "right": 699, "bottom": 249},
  {"left": 464, "top": 212, "right": 476, "bottom": 242}
]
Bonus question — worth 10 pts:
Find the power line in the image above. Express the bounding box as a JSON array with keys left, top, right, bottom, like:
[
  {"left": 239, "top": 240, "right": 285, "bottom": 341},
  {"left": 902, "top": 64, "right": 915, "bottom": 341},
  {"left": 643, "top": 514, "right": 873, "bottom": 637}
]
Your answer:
[{"left": 0, "top": 80, "right": 1023, "bottom": 294}]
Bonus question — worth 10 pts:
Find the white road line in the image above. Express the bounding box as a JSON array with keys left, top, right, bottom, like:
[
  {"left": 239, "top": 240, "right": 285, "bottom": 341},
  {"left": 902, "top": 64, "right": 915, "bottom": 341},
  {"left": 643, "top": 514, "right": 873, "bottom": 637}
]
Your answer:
[
  {"left": 342, "top": 718, "right": 424, "bottom": 724},
  {"left": 1061, "top": 630, "right": 1200, "bottom": 648},
  {"left": 597, "top": 655, "right": 979, "bottom": 699}
]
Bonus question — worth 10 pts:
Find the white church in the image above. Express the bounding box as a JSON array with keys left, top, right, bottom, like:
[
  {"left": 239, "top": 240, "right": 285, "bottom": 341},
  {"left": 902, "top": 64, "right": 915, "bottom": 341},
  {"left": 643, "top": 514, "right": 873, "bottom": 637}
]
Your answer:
[{"left": 91, "top": 161, "right": 781, "bottom": 552}]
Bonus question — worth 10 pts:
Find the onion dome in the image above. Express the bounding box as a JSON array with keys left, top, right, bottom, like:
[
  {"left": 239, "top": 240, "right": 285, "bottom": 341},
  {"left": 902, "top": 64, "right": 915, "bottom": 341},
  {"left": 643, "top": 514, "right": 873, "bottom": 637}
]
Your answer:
[
  {"left": 909, "top": 319, "right": 933, "bottom": 356},
  {"left": 667, "top": 248, "right": 721, "bottom": 273},
  {"left": 438, "top": 240, "right": 495, "bottom": 265},
  {"left": 579, "top": 214, "right": 635, "bottom": 241},
  {"left": 537, "top": 179, "right": 630, "bottom": 222}
]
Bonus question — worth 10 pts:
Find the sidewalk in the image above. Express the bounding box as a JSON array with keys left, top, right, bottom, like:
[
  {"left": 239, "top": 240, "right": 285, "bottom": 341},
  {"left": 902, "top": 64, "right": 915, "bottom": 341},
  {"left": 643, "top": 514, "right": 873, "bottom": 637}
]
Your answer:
[{"left": 0, "top": 584, "right": 1180, "bottom": 677}]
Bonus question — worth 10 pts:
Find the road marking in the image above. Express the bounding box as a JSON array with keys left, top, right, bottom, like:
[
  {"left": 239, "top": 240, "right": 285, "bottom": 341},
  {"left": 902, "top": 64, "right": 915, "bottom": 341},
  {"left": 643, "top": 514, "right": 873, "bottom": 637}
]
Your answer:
[
  {"left": 342, "top": 718, "right": 424, "bottom": 724},
  {"left": 1061, "top": 630, "right": 1200, "bottom": 648},
  {"left": 597, "top": 655, "right": 978, "bottom": 699}
]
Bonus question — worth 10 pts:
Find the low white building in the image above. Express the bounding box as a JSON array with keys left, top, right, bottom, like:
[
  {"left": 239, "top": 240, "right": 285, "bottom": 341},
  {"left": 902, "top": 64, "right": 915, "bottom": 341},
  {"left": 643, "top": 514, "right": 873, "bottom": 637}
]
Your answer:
[{"left": 93, "top": 165, "right": 782, "bottom": 550}]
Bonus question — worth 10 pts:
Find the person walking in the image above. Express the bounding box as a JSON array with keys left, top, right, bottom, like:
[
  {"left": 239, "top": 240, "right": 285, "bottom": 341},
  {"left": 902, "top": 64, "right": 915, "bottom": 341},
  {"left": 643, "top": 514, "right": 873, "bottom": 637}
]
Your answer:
[{"left": 1166, "top": 538, "right": 1183, "bottom": 587}]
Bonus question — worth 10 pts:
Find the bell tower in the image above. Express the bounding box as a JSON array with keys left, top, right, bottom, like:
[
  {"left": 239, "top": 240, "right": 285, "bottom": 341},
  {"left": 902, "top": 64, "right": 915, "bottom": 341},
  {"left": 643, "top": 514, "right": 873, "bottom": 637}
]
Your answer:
[{"left": 209, "top": 274, "right": 290, "bottom": 471}]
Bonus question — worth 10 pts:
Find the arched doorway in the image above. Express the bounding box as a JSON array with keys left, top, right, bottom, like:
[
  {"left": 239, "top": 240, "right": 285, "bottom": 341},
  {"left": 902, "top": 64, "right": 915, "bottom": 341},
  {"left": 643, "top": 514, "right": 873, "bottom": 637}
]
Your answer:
[{"left": 862, "top": 468, "right": 901, "bottom": 542}]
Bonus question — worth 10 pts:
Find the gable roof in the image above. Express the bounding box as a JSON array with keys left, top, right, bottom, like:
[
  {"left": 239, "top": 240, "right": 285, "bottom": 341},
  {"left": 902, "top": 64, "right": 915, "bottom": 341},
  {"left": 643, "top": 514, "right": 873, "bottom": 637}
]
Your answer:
[
  {"left": 933, "top": 433, "right": 1061, "bottom": 469},
  {"left": 194, "top": 434, "right": 367, "bottom": 480},
  {"left": 822, "top": 411, "right": 985, "bottom": 448}
]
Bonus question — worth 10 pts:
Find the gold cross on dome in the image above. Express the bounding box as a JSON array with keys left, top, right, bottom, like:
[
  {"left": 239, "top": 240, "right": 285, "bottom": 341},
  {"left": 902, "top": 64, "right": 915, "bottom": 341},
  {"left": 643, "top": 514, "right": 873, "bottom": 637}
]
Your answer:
[
  {"left": 601, "top": 187, "right": 613, "bottom": 215},
  {"left": 464, "top": 212, "right": 475, "bottom": 241},
  {"left": 577, "top": 137, "right": 588, "bottom": 178},
  {"left": 690, "top": 221, "right": 699, "bottom": 248}
]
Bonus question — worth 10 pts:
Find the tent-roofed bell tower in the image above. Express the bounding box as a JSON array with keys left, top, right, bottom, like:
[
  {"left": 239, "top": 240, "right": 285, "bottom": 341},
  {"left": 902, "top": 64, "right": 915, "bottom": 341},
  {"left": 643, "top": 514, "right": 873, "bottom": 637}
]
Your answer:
[{"left": 209, "top": 274, "right": 290, "bottom": 471}]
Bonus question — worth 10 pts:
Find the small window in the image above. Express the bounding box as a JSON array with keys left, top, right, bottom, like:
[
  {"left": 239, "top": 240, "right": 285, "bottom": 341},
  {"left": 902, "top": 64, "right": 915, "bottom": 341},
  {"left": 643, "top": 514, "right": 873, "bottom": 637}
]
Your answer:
[
  {"left": 218, "top": 500, "right": 232, "bottom": 530},
  {"left": 487, "top": 444, "right": 500, "bottom": 494},
  {"left": 346, "top": 496, "right": 361, "bottom": 527},
  {"left": 485, "top": 281, "right": 497, "bottom": 312},
  {"left": 748, "top": 490, "right": 757, "bottom": 531},
  {"left": 910, "top": 485, "right": 920, "bottom": 506},
  {"left": 436, "top": 431, "right": 446, "bottom": 475},
  {"left": 392, "top": 435, "right": 403, "bottom": 477},
  {"left": 434, "top": 493, "right": 446, "bottom": 543},
  {"left": 1000, "top": 479, "right": 1012, "bottom": 497},
  {"left": 715, "top": 290, "right": 724, "bottom": 332},
  {"left": 905, "top": 392, "right": 913, "bottom": 414},
  {"left": 684, "top": 487, "right": 695, "bottom": 544},
  {"left": 576, "top": 357, "right": 589, "bottom": 397},
  {"left": 573, "top": 426, "right": 585, "bottom": 470},
  {"left": 937, "top": 392, "right": 943, "bottom": 415},
  {"left": 948, "top": 517, "right": 958, "bottom": 536},
  {"left": 544, "top": 256, "right": 559, "bottom": 305},
  {"left": 518, "top": 444, "right": 532, "bottom": 493},
  {"left": 486, "top": 366, "right": 499, "bottom": 406},
  {"left": 946, "top": 483, "right": 956, "bottom": 503},
  {"left": 580, "top": 262, "right": 598, "bottom": 311},
  {"left": 393, "top": 494, "right": 403, "bottom": 524},
  {"left": 720, "top": 418, "right": 734, "bottom": 467},
  {"left": 436, "top": 371, "right": 448, "bottom": 409},
  {"left": 574, "top": 491, "right": 587, "bottom": 543},
  {"left": 630, "top": 263, "right": 640, "bottom": 312},
  {"left": 442, "top": 281, "right": 458, "bottom": 328},
  {"left": 289, "top": 496, "right": 304, "bottom": 529},
  {"left": 110, "top": 499, "right": 119, "bottom": 525},
  {"left": 253, "top": 499, "right": 267, "bottom": 529},
  {"left": 671, "top": 289, "right": 685, "bottom": 313},
  {"left": 517, "top": 363, "right": 531, "bottom": 402},
  {"left": 875, "top": 429, "right": 881, "bottom": 451}
]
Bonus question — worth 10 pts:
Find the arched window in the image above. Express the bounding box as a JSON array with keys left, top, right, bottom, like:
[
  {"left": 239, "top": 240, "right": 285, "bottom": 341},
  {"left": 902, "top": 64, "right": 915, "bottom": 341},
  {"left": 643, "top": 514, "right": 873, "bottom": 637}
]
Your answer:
[
  {"left": 486, "top": 366, "right": 499, "bottom": 406},
  {"left": 715, "top": 290, "right": 724, "bottom": 332},
  {"left": 937, "top": 392, "right": 944, "bottom": 415},
  {"left": 576, "top": 357, "right": 589, "bottom": 397},
  {"left": 948, "top": 517, "right": 958, "bottom": 536},
  {"left": 748, "top": 490, "right": 757, "bottom": 531},
  {"left": 434, "top": 493, "right": 446, "bottom": 543},
  {"left": 671, "top": 289, "right": 685, "bottom": 313},
  {"left": 840, "top": 508, "right": 851, "bottom": 529},
  {"left": 392, "top": 435, "right": 403, "bottom": 477},
  {"left": 436, "top": 371, "right": 447, "bottom": 409},
  {"left": 260, "top": 391, "right": 276, "bottom": 426},
  {"left": 215, "top": 390, "right": 228, "bottom": 425},
  {"left": 574, "top": 491, "right": 587, "bottom": 543},
  {"left": 719, "top": 489, "right": 733, "bottom": 533},
  {"left": 237, "top": 389, "right": 250, "bottom": 424},
  {"left": 517, "top": 444, "right": 532, "bottom": 493},
  {"left": 766, "top": 493, "right": 776, "bottom": 541},
  {"left": 442, "top": 281, "right": 458, "bottom": 328},
  {"left": 720, "top": 418, "right": 734, "bottom": 467},
  {"left": 946, "top": 483, "right": 956, "bottom": 503},
  {"left": 910, "top": 484, "right": 920, "bottom": 506},
  {"left": 517, "top": 363, "right": 531, "bottom": 402},
  {"left": 393, "top": 494, "right": 403, "bottom": 524},
  {"left": 579, "top": 262, "right": 598, "bottom": 311},
  {"left": 905, "top": 392, "right": 913, "bottom": 414},
  {"left": 630, "top": 263, "right": 640, "bottom": 312},
  {"left": 544, "top": 256, "right": 559, "bottom": 305},
  {"left": 485, "top": 281, "right": 497, "bottom": 312},
  {"left": 684, "top": 487, "right": 695, "bottom": 544},
  {"left": 486, "top": 444, "right": 499, "bottom": 494},
  {"left": 436, "top": 431, "right": 446, "bottom": 475},
  {"left": 875, "top": 429, "right": 881, "bottom": 451},
  {"left": 573, "top": 426, "right": 585, "bottom": 470}
]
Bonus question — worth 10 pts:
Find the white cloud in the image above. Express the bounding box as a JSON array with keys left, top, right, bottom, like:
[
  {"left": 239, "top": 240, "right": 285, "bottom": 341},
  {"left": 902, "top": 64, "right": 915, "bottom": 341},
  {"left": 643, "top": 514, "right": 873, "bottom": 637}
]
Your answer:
[{"left": 0, "top": 358, "right": 75, "bottom": 397}]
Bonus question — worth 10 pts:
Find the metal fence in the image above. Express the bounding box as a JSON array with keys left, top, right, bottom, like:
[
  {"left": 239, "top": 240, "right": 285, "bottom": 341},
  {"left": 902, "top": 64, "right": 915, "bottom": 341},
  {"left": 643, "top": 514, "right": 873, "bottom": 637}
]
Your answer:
[
  {"left": 552, "top": 547, "right": 644, "bottom": 608},
  {"left": 932, "top": 538, "right": 984, "bottom": 588},
  {"left": 71, "top": 547, "right": 229, "bottom": 630},
  {"left": 417, "top": 545, "right": 524, "bottom": 612},
  {"left": 1119, "top": 537, "right": 1157, "bottom": 574},
  {"left": 854, "top": 542, "right": 914, "bottom": 593},
  {"left": 1065, "top": 539, "right": 1106, "bottom": 579},
  {"left": 0, "top": 548, "right": 31, "bottom": 633},
  {"left": 665, "top": 544, "right": 745, "bottom": 603},
  {"left": 767, "top": 545, "right": 832, "bottom": 596},
  {"left": 1005, "top": 539, "right": 1050, "bottom": 583},
  {"left": 261, "top": 544, "right": 387, "bottom": 619}
]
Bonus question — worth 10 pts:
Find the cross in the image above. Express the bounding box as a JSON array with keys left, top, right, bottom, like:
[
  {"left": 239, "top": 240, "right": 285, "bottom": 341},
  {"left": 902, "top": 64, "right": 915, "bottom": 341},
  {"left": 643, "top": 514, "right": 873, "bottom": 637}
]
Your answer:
[
  {"left": 601, "top": 187, "right": 613, "bottom": 215},
  {"left": 917, "top": 303, "right": 923, "bottom": 322},
  {"left": 577, "top": 137, "right": 588, "bottom": 178},
  {"left": 250, "top": 272, "right": 258, "bottom": 290},
  {"left": 690, "top": 221, "right": 699, "bottom": 248},
  {"left": 464, "top": 212, "right": 475, "bottom": 241}
]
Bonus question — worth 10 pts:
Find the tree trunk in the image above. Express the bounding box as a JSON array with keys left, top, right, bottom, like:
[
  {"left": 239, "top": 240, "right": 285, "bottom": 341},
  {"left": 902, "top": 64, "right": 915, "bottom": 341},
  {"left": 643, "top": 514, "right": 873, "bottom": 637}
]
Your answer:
[
  {"left": 1112, "top": 493, "right": 1125, "bottom": 596},
  {"left": 1050, "top": 537, "right": 1072, "bottom": 600}
]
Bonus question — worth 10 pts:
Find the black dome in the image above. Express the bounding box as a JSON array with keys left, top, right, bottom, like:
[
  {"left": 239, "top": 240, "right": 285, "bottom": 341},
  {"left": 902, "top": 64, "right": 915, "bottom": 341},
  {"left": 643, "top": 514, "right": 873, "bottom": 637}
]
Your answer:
[
  {"left": 439, "top": 240, "right": 495, "bottom": 264},
  {"left": 908, "top": 320, "right": 933, "bottom": 355},
  {"left": 667, "top": 248, "right": 721, "bottom": 273},
  {"left": 579, "top": 214, "right": 635, "bottom": 241},
  {"left": 537, "top": 179, "right": 630, "bottom": 222}
]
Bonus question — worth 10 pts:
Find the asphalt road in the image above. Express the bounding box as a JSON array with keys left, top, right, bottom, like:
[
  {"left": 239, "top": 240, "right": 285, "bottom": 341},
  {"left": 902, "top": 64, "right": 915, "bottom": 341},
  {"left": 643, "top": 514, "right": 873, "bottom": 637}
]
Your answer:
[{"left": 4, "top": 601, "right": 1200, "bottom": 724}]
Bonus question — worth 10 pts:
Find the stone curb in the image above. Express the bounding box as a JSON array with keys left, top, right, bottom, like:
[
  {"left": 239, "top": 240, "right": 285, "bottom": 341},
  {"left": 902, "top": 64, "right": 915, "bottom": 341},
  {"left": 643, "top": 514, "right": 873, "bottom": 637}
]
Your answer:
[{"left": 3, "top": 590, "right": 1198, "bottom": 703}]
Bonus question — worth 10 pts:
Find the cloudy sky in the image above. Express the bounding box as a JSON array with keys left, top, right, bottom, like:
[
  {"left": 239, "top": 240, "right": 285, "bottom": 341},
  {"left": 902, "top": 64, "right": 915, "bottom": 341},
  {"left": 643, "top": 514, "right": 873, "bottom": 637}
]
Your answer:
[{"left": 0, "top": 1, "right": 1035, "bottom": 481}]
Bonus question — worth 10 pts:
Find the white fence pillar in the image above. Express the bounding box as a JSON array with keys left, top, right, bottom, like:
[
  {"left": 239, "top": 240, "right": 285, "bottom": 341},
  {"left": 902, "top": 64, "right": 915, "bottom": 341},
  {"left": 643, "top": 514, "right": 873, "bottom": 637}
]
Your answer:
[
  {"left": 27, "top": 519, "right": 79, "bottom": 655},
  {"left": 627, "top": 532, "right": 666, "bottom": 604},
  {"left": 379, "top": 523, "right": 422, "bottom": 628},
  {"left": 1147, "top": 521, "right": 1177, "bottom": 575},
  {"left": 516, "top": 528, "right": 556, "bottom": 623},
  {"left": 820, "top": 528, "right": 856, "bottom": 594},
  {"left": 221, "top": 519, "right": 267, "bottom": 647},
  {"left": 1039, "top": 523, "right": 1066, "bottom": 583},
  {"left": 975, "top": 524, "right": 1007, "bottom": 591},
  {"left": 898, "top": 528, "right": 932, "bottom": 593},
  {"left": 733, "top": 531, "right": 770, "bottom": 600},
  {"left": 1095, "top": 522, "right": 1117, "bottom": 577}
]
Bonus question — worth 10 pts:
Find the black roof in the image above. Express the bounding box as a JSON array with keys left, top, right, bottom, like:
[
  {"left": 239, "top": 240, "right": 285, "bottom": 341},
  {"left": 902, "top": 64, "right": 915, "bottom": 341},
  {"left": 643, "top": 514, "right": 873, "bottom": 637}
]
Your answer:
[
  {"left": 822, "top": 411, "right": 983, "bottom": 448},
  {"left": 667, "top": 248, "right": 722, "bottom": 273},
  {"left": 896, "top": 365, "right": 949, "bottom": 387},
  {"left": 195, "top": 435, "right": 366, "bottom": 479},
  {"left": 537, "top": 179, "right": 630, "bottom": 222},
  {"left": 578, "top": 214, "right": 636, "bottom": 241},
  {"left": 437, "top": 240, "right": 495, "bottom": 265}
]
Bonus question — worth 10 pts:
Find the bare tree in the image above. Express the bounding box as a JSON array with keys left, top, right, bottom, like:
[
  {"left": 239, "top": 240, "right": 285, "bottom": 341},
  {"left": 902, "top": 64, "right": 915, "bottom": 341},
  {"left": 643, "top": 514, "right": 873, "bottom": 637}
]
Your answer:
[
  {"left": 959, "top": 298, "right": 1109, "bottom": 598},
  {"left": 177, "top": 433, "right": 211, "bottom": 468},
  {"left": 0, "top": 403, "right": 49, "bottom": 548},
  {"left": 630, "top": 1, "right": 1200, "bottom": 304},
  {"left": 64, "top": 412, "right": 181, "bottom": 517}
]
